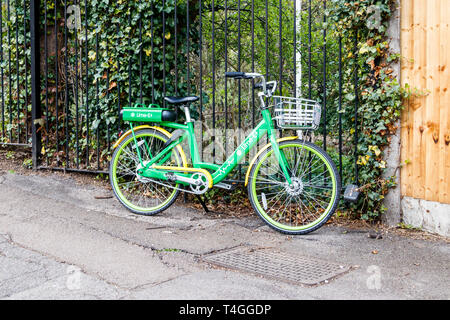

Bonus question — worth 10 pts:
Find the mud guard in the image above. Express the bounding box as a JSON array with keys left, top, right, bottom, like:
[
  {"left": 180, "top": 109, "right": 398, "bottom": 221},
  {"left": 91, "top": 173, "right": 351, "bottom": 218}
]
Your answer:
[
  {"left": 112, "top": 125, "right": 188, "bottom": 168},
  {"left": 244, "top": 136, "right": 298, "bottom": 186}
]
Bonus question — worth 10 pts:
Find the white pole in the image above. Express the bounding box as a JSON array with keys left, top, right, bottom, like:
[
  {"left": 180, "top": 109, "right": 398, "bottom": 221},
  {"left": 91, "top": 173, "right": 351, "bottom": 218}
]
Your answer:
[{"left": 295, "top": 0, "right": 302, "bottom": 98}]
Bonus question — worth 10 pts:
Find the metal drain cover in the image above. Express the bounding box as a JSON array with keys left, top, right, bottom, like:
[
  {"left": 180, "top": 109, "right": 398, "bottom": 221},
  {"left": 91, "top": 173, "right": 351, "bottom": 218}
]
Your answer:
[{"left": 202, "top": 247, "right": 352, "bottom": 286}]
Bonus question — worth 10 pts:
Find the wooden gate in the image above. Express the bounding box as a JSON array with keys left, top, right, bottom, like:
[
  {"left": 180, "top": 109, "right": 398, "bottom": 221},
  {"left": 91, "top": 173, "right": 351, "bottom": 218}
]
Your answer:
[{"left": 401, "top": 0, "right": 450, "bottom": 204}]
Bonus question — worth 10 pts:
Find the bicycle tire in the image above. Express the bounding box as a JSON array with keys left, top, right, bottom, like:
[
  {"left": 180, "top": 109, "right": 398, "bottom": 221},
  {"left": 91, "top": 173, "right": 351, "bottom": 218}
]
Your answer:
[
  {"left": 109, "top": 128, "right": 184, "bottom": 216},
  {"left": 247, "top": 140, "right": 341, "bottom": 235}
]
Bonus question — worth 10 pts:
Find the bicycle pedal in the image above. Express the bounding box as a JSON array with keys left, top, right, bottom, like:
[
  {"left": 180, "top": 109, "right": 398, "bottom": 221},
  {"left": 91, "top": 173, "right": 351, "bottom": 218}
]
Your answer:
[
  {"left": 215, "top": 182, "right": 239, "bottom": 191},
  {"left": 344, "top": 184, "right": 361, "bottom": 203}
]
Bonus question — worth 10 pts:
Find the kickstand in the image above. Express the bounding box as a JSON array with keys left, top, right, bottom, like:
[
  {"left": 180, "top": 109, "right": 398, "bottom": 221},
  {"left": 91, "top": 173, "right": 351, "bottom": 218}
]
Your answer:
[{"left": 195, "top": 194, "right": 210, "bottom": 213}]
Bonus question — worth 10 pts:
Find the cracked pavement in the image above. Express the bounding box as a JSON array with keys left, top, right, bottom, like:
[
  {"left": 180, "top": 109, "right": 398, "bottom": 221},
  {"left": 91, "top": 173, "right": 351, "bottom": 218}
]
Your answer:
[{"left": 0, "top": 171, "right": 449, "bottom": 300}]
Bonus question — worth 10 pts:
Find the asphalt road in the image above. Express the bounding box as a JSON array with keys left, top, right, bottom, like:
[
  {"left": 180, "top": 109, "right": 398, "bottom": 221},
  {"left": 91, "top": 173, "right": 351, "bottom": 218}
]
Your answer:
[{"left": 0, "top": 171, "right": 449, "bottom": 300}]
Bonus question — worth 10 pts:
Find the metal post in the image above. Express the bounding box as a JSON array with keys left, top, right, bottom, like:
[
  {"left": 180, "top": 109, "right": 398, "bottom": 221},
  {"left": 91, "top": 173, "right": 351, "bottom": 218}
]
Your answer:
[
  {"left": 295, "top": 0, "right": 302, "bottom": 98},
  {"left": 30, "top": 0, "right": 41, "bottom": 170},
  {"left": 354, "top": 32, "right": 359, "bottom": 185}
]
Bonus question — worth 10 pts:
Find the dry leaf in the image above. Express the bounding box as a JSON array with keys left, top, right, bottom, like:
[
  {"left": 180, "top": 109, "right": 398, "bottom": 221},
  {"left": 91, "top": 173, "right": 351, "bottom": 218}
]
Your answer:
[{"left": 108, "top": 82, "right": 117, "bottom": 91}]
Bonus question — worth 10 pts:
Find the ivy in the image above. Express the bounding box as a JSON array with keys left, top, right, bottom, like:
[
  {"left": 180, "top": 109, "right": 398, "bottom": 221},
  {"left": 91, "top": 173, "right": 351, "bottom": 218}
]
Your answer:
[
  {"left": 0, "top": 2, "right": 31, "bottom": 144},
  {"left": 328, "top": 0, "right": 410, "bottom": 219},
  {"left": 33, "top": 0, "right": 197, "bottom": 167}
]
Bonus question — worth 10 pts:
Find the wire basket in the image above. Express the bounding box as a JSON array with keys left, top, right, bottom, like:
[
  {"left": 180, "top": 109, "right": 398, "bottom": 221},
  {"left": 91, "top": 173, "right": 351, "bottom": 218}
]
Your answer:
[{"left": 272, "top": 96, "right": 322, "bottom": 130}]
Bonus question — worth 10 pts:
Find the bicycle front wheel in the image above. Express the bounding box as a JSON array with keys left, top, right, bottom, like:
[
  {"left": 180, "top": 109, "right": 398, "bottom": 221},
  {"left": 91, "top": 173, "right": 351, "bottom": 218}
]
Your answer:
[{"left": 248, "top": 140, "right": 341, "bottom": 235}]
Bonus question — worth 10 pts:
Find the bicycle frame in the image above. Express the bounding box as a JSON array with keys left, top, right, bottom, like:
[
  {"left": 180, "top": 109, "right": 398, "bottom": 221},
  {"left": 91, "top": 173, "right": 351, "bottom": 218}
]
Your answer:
[
  {"left": 134, "top": 108, "right": 293, "bottom": 186},
  {"left": 109, "top": 71, "right": 341, "bottom": 235}
]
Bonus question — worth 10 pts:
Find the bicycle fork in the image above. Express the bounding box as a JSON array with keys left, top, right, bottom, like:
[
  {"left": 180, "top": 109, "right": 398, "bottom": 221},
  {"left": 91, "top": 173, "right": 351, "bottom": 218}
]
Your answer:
[{"left": 262, "top": 109, "right": 293, "bottom": 186}]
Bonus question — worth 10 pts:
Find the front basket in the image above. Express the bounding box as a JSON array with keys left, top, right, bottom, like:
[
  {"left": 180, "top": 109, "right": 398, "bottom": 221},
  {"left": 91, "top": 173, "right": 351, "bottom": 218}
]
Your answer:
[{"left": 272, "top": 96, "right": 322, "bottom": 130}]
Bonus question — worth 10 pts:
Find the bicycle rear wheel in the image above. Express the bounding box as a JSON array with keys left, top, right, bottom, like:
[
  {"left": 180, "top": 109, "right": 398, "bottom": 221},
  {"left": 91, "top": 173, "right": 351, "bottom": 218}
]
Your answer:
[
  {"left": 248, "top": 140, "right": 341, "bottom": 235},
  {"left": 109, "top": 128, "right": 184, "bottom": 216}
]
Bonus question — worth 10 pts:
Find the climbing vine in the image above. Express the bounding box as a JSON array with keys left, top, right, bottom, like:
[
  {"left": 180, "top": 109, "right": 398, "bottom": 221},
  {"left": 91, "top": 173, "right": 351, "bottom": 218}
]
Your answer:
[
  {"left": 329, "top": 0, "right": 410, "bottom": 219},
  {"left": 35, "top": 0, "right": 196, "bottom": 167}
]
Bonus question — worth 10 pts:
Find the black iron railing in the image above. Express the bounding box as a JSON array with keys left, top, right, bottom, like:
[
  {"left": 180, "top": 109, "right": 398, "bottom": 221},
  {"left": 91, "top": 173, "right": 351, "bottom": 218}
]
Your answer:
[{"left": 0, "top": 0, "right": 361, "bottom": 188}]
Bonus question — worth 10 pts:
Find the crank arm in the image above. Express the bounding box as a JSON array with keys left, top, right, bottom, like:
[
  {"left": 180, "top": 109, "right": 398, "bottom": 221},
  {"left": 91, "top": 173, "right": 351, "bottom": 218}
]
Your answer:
[
  {"left": 136, "top": 176, "right": 208, "bottom": 196},
  {"left": 165, "top": 173, "right": 199, "bottom": 186},
  {"left": 142, "top": 165, "right": 214, "bottom": 189}
]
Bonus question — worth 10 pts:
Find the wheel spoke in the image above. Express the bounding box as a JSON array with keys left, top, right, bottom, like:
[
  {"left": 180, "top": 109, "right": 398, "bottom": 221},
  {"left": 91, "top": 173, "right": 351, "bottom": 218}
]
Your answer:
[
  {"left": 250, "top": 142, "right": 340, "bottom": 234},
  {"left": 111, "top": 131, "right": 181, "bottom": 214}
]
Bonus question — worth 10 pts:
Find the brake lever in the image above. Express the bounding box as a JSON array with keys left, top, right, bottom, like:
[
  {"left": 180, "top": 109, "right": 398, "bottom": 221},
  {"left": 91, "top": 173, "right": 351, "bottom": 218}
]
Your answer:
[
  {"left": 254, "top": 82, "right": 275, "bottom": 91},
  {"left": 254, "top": 83, "right": 264, "bottom": 90}
]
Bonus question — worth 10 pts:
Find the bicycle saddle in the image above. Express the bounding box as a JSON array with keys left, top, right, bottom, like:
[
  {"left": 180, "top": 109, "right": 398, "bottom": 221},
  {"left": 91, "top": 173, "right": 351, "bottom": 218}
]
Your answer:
[{"left": 164, "top": 96, "right": 199, "bottom": 105}]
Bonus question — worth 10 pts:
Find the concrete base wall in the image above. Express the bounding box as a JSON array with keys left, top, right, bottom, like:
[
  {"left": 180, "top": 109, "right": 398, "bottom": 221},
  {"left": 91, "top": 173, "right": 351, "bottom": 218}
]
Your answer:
[{"left": 401, "top": 197, "right": 450, "bottom": 237}]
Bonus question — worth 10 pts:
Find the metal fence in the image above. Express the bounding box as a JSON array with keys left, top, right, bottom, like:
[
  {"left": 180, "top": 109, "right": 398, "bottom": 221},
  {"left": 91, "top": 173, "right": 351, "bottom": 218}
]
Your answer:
[
  {"left": 0, "top": 0, "right": 31, "bottom": 148},
  {"left": 0, "top": 0, "right": 361, "bottom": 188}
]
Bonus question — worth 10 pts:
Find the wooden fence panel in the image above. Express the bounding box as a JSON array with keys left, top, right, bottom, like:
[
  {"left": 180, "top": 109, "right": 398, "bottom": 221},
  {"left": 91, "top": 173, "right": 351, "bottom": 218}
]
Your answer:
[{"left": 401, "top": 0, "right": 450, "bottom": 204}]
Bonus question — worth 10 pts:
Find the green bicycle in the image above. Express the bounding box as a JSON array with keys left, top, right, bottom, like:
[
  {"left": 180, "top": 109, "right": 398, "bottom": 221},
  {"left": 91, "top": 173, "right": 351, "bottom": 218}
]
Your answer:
[{"left": 109, "top": 72, "right": 341, "bottom": 235}]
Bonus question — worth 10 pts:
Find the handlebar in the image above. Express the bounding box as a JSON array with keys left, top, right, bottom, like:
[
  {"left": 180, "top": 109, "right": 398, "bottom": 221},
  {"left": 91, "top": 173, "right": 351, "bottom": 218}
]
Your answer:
[
  {"left": 225, "top": 72, "right": 277, "bottom": 98},
  {"left": 225, "top": 72, "right": 252, "bottom": 79}
]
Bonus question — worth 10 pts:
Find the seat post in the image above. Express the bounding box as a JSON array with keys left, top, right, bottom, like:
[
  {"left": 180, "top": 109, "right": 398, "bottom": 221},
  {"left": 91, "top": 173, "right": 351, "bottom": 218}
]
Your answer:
[{"left": 183, "top": 104, "right": 193, "bottom": 123}]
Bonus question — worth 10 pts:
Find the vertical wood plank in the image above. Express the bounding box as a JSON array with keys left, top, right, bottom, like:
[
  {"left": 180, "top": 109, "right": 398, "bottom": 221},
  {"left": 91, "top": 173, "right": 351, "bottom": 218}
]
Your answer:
[
  {"left": 424, "top": 0, "right": 441, "bottom": 201},
  {"left": 439, "top": 0, "right": 450, "bottom": 203},
  {"left": 411, "top": 0, "right": 427, "bottom": 200},
  {"left": 401, "top": 0, "right": 415, "bottom": 197}
]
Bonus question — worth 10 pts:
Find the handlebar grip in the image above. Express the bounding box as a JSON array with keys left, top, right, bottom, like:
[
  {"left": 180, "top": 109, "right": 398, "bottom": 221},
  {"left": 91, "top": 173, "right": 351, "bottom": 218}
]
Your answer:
[
  {"left": 225, "top": 72, "right": 254, "bottom": 80},
  {"left": 225, "top": 72, "right": 246, "bottom": 79}
]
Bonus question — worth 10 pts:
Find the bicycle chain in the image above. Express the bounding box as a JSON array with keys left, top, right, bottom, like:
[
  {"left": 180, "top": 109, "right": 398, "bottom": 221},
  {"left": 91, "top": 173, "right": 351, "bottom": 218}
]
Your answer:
[{"left": 137, "top": 175, "right": 210, "bottom": 195}]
